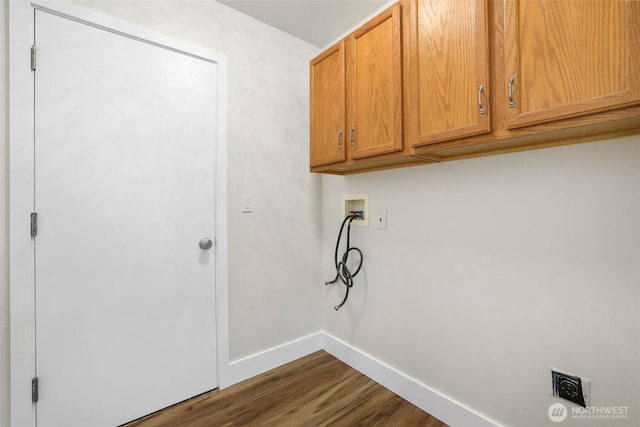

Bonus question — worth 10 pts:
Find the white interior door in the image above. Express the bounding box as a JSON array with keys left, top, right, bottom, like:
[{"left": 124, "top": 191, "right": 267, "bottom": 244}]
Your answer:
[{"left": 34, "top": 10, "right": 218, "bottom": 427}]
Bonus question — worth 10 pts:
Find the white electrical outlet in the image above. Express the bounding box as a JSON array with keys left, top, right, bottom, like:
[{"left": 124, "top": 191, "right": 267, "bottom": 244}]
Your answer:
[{"left": 376, "top": 209, "right": 387, "bottom": 230}]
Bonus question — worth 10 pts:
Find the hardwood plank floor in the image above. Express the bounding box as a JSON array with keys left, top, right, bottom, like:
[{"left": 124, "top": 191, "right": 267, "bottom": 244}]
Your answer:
[{"left": 124, "top": 351, "right": 448, "bottom": 427}]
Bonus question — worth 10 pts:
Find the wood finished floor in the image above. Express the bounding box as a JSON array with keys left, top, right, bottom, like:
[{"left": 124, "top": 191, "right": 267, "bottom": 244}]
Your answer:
[{"left": 124, "top": 350, "right": 448, "bottom": 427}]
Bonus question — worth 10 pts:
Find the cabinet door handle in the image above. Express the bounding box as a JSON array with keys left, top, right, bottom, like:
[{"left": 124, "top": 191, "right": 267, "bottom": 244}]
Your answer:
[
  {"left": 508, "top": 75, "right": 516, "bottom": 108},
  {"left": 478, "top": 84, "right": 486, "bottom": 115},
  {"left": 337, "top": 130, "right": 343, "bottom": 149},
  {"left": 350, "top": 126, "right": 355, "bottom": 148}
]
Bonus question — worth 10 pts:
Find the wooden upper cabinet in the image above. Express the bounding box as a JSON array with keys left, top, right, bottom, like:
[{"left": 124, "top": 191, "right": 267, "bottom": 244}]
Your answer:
[
  {"left": 404, "top": 0, "right": 490, "bottom": 148},
  {"left": 504, "top": 0, "right": 640, "bottom": 129},
  {"left": 310, "top": 41, "right": 346, "bottom": 167},
  {"left": 346, "top": 3, "right": 403, "bottom": 159}
]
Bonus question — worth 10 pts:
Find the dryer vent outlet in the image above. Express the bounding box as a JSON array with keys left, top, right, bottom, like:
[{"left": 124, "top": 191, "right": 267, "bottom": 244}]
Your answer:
[{"left": 551, "top": 368, "right": 589, "bottom": 408}]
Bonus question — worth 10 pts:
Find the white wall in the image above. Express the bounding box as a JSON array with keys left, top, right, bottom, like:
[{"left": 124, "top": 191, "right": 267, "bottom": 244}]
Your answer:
[
  {"left": 1, "top": 0, "right": 9, "bottom": 424},
  {"left": 322, "top": 135, "right": 640, "bottom": 427}
]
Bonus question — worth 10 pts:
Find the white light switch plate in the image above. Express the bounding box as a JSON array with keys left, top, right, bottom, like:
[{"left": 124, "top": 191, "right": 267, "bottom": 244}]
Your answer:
[{"left": 242, "top": 193, "right": 252, "bottom": 213}]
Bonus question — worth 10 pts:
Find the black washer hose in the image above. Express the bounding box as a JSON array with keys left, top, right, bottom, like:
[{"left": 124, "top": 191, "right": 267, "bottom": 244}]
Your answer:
[{"left": 325, "top": 214, "right": 364, "bottom": 310}]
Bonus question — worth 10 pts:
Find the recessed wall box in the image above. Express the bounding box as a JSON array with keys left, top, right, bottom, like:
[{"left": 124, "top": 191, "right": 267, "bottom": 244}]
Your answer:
[
  {"left": 551, "top": 368, "right": 590, "bottom": 408},
  {"left": 342, "top": 194, "right": 368, "bottom": 226}
]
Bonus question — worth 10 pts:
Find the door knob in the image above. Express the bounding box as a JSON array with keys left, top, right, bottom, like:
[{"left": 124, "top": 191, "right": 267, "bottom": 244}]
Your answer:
[{"left": 199, "top": 238, "right": 213, "bottom": 250}]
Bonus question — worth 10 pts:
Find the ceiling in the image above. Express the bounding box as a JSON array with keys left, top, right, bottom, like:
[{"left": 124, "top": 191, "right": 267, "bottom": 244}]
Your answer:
[{"left": 217, "top": 0, "right": 389, "bottom": 47}]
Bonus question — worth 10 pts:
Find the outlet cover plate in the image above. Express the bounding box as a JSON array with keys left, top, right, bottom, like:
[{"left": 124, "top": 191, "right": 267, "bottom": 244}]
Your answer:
[{"left": 376, "top": 209, "right": 387, "bottom": 230}]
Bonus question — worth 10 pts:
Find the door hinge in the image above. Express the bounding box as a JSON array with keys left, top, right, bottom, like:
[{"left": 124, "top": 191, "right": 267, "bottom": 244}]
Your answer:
[
  {"left": 30, "top": 212, "right": 38, "bottom": 237},
  {"left": 32, "top": 377, "right": 39, "bottom": 403},
  {"left": 31, "top": 45, "right": 37, "bottom": 71}
]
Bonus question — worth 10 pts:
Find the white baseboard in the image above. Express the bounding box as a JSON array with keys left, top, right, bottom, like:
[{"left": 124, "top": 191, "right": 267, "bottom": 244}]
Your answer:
[
  {"left": 220, "top": 331, "right": 324, "bottom": 388},
  {"left": 220, "top": 331, "right": 499, "bottom": 427},
  {"left": 322, "top": 333, "right": 499, "bottom": 427}
]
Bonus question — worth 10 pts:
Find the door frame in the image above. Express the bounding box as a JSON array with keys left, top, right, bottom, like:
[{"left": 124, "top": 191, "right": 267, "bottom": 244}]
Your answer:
[{"left": 8, "top": 2, "right": 230, "bottom": 426}]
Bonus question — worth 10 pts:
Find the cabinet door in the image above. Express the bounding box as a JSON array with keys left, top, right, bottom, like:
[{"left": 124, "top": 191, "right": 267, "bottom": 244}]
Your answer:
[
  {"left": 310, "top": 41, "right": 346, "bottom": 167},
  {"left": 504, "top": 0, "right": 640, "bottom": 129},
  {"left": 347, "top": 3, "right": 403, "bottom": 160},
  {"left": 406, "top": 0, "right": 490, "bottom": 147}
]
